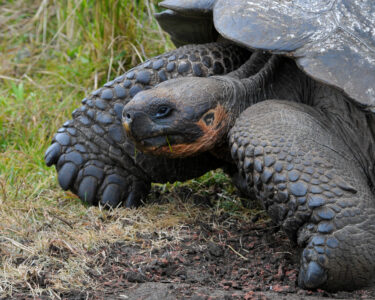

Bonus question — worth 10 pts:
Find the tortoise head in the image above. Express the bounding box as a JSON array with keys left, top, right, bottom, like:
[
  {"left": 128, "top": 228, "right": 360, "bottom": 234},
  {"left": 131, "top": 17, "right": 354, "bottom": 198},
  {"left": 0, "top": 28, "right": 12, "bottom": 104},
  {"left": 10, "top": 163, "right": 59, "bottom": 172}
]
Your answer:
[{"left": 122, "top": 77, "right": 230, "bottom": 158}]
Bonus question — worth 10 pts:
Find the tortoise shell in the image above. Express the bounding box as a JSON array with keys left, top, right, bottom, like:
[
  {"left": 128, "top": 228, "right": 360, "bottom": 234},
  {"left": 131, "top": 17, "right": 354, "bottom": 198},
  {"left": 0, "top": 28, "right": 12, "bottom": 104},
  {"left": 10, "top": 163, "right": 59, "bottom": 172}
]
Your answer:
[{"left": 156, "top": 0, "right": 375, "bottom": 111}]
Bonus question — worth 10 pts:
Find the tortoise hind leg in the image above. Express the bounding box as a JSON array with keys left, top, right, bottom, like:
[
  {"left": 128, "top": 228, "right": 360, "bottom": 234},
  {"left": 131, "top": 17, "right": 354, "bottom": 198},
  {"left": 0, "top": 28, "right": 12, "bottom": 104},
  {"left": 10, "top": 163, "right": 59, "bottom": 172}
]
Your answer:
[{"left": 229, "top": 100, "right": 375, "bottom": 290}]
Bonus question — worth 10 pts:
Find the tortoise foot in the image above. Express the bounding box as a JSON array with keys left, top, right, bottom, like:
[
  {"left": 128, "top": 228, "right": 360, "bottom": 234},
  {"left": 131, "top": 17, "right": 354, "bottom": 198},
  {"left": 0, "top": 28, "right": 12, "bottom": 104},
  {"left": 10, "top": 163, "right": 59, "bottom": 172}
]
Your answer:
[{"left": 45, "top": 123, "right": 150, "bottom": 208}]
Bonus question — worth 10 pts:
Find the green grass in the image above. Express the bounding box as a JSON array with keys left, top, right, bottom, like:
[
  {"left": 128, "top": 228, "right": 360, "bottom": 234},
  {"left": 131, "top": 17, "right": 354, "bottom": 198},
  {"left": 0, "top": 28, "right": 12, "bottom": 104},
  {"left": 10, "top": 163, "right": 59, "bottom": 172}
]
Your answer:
[
  {"left": 0, "top": 0, "right": 169, "bottom": 197},
  {"left": 0, "top": 1, "right": 258, "bottom": 297}
]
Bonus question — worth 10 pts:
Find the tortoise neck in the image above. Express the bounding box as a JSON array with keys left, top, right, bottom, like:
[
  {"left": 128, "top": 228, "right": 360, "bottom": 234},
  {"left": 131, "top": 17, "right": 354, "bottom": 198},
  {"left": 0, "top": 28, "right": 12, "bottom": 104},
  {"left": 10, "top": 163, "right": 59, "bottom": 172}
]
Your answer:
[
  {"left": 238, "top": 54, "right": 280, "bottom": 109},
  {"left": 213, "top": 54, "right": 280, "bottom": 126},
  {"left": 227, "top": 51, "right": 272, "bottom": 79}
]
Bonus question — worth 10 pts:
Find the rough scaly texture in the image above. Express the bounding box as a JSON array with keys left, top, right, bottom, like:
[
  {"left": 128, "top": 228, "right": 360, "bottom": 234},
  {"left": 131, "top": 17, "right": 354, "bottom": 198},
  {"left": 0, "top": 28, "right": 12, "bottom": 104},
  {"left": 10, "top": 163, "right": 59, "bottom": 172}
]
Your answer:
[
  {"left": 230, "top": 100, "right": 375, "bottom": 290},
  {"left": 45, "top": 42, "right": 250, "bottom": 207}
]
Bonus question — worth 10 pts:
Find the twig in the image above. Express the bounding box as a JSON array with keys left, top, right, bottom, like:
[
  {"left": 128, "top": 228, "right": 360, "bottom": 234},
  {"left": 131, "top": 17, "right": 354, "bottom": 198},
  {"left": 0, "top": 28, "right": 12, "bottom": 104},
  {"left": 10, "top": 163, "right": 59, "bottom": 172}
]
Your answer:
[
  {"left": 48, "top": 211, "right": 74, "bottom": 229},
  {"left": 227, "top": 244, "right": 248, "bottom": 260},
  {"left": 0, "top": 75, "right": 22, "bottom": 82},
  {"left": 0, "top": 236, "right": 34, "bottom": 254},
  {"left": 130, "top": 43, "right": 144, "bottom": 63}
]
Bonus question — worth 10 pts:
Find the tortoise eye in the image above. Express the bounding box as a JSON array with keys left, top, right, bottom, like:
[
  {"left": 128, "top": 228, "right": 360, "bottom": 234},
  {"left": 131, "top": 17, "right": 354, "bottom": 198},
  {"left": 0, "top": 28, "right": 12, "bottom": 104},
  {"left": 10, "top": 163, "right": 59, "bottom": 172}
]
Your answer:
[{"left": 155, "top": 106, "right": 172, "bottom": 118}]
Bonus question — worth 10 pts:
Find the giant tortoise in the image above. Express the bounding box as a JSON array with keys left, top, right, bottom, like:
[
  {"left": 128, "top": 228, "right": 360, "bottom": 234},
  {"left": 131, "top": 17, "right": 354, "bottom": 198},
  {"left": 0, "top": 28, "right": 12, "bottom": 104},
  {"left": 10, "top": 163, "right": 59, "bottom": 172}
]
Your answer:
[
  {"left": 45, "top": 42, "right": 251, "bottom": 207},
  {"left": 45, "top": 0, "right": 375, "bottom": 291},
  {"left": 121, "top": 0, "right": 375, "bottom": 291}
]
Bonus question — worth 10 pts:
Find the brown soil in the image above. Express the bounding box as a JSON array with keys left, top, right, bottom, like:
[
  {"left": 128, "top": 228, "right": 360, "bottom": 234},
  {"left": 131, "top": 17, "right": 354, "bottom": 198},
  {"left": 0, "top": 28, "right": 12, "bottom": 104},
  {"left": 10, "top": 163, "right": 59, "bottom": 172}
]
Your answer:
[{"left": 3, "top": 186, "right": 375, "bottom": 300}]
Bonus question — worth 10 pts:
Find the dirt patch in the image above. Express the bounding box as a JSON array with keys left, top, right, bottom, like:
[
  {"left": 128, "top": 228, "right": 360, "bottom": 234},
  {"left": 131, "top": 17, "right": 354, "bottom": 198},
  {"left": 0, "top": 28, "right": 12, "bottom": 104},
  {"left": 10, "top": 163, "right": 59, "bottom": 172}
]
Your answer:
[
  {"left": 88, "top": 216, "right": 375, "bottom": 300},
  {"left": 3, "top": 185, "right": 375, "bottom": 299}
]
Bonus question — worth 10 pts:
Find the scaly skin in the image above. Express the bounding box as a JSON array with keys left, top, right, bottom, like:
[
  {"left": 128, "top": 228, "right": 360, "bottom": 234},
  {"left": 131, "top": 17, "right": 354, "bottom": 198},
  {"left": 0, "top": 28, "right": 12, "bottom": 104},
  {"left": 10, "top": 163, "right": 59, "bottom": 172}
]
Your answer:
[
  {"left": 123, "top": 52, "right": 375, "bottom": 290},
  {"left": 230, "top": 101, "right": 375, "bottom": 290},
  {"left": 45, "top": 42, "right": 250, "bottom": 207}
]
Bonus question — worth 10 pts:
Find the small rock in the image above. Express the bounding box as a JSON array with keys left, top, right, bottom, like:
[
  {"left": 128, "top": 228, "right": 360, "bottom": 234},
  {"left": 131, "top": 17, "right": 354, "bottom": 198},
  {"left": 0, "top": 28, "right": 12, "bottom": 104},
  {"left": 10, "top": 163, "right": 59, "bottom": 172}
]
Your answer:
[
  {"left": 208, "top": 242, "right": 224, "bottom": 257},
  {"left": 125, "top": 271, "right": 147, "bottom": 283}
]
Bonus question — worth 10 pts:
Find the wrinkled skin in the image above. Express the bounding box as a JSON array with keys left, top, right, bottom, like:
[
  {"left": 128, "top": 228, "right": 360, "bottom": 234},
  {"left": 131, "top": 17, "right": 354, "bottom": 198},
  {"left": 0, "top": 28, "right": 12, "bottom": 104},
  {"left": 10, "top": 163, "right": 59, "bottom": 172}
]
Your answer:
[
  {"left": 123, "top": 51, "right": 375, "bottom": 291},
  {"left": 45, "top": 42, "right": 250, "bottom": 208}
]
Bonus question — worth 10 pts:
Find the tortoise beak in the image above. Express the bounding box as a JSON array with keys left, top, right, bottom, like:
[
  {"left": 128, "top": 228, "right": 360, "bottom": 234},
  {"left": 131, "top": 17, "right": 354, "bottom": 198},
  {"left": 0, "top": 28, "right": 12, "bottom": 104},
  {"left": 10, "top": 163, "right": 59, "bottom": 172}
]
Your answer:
[
  {"left": 122, "top": 109, "right": 157, "bottom": 142},
  {"left": 123, "top": 119, "right": 131, "bottom": 136},
  {"left": 122, "top": 110, "right": 133, "bottom": 138}
]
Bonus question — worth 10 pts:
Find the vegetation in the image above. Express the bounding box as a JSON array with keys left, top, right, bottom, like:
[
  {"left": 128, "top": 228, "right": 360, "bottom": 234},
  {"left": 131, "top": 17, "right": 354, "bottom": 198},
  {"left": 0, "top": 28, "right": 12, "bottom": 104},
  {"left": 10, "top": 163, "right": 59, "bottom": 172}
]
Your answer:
[{"left": 0, "top": 1, "right": 256, "bottom": 297}]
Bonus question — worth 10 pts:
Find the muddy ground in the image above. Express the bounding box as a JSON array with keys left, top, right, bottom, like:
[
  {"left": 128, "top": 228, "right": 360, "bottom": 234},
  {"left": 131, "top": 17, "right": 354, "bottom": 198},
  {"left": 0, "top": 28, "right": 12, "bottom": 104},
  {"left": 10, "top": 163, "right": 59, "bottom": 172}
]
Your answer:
[
  {"left": 4, "top": 185, "right": 375, "bottom": 300},
  {"left": 80, "top": 220, "right": 375, "bottom": 300}
]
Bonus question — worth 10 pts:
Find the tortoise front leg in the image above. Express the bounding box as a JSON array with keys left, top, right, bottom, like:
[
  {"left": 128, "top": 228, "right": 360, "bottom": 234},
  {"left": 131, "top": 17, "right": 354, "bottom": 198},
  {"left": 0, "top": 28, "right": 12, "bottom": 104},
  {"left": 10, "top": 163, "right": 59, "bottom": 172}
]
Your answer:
[
  {"left": 229, "top": 100, "right": 375, "bottom": 290},
  {"left": 45, "top": 42, "right": 249, "bottom": 208}
]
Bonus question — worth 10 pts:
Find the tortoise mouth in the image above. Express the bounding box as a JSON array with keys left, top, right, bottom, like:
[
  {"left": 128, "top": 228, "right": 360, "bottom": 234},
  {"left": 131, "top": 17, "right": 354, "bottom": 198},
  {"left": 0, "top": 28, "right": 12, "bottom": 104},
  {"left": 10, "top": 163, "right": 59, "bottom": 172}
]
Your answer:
[
  {"left": 137, "top": 134, "right": 183, "bottom": 149},
  {"left": 125, "top": 128, "right": 192, "bottom": 152},
  {"left": 123, "top": 117, "right": 203, "bottom": 151}
]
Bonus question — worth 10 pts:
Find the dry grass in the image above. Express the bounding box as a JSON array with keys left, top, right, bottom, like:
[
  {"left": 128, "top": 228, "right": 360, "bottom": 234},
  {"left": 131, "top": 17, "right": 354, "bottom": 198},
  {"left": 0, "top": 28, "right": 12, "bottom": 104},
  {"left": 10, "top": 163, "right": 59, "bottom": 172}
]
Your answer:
[{"left": 0, "top": 0, "right": 257, "bottom": 298}]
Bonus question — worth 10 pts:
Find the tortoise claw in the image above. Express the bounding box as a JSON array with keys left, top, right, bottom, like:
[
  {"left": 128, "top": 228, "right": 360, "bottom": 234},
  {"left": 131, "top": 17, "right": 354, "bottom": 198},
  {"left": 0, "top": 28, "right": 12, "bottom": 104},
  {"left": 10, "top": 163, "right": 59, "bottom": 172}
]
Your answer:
[
  {"left": 125, "top": 190, "right": 139, "bottom": 208},
  {"left": 125, "top": 180, "right": 150, "bottom": 208},
  {"left": 299, "top": 260, "right": 327, "bottom": 289},
  {"left": 58, "top": 162, "right": 78, "bottom": 190},
  {"left": 77, "top": 176, "right": 98, "bottom": 204},
  {"left": 101, "top": 184, "right": 123, "bottom": 208},
  {"left": 45, "top": 143, "right": 61, "bottom": 166}
]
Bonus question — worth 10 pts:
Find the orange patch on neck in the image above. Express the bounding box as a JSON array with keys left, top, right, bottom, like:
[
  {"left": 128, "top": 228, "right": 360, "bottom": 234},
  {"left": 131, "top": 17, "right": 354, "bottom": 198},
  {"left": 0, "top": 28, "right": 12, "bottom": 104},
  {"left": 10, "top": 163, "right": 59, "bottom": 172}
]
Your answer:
[{"left": 148, "top": 104, "right": 228, "bottom": 158}]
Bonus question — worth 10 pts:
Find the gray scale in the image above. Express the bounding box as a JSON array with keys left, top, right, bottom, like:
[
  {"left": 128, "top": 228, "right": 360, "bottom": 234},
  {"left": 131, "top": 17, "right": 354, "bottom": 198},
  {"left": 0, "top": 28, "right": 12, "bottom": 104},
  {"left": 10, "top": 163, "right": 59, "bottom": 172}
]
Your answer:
[
  {"left": 308, "top": 196, "right": 325, "bottom": 208},
  {"left": 104, "top": 80, "right": 114, "bottom": 87},
  {"left": 101, "top": 89, "right": 113, "bottom": 100},
  {"left": 92, "top": 88, "right": 102, "bottom": 96},
  {"left": 261, "top": 169, "right": 273, "bottom": 183},
  {"left": 288, "top": 170, "right": 300, "bottom": 182},
  {"left": 202, "top": 56, "right": 212, "bottom": 68},
  {"left": 83, "top": 165, "right": 104, "bottom": 179},
  {"left": 108, "top": 125, "right": 125, "bottom": 143},
  {"left": 92, "top": 124, "right": 105, "bottom": 135},
  {"left": 129, "top": 86, "right": 143, "bottom": 97},
  {"left": 114, "top": 85, "right": 127, "bottom": 99},
  {"left": 55, "top": 133, "right": 71, "bottom": 146},
  {"left": 153, "top": 59, "right": 165, "bottom": 70},
  {"left": 158, "top": 70, "right": 168, "bottom": 82},
  {"left": 166, "top": 62, "right": 176, "bottom": 72},
  {"left": 78, "top": 116, "right": 91, "bottom": 126},
  {"left": 74, "top": 144, "right": 86, "bottom": 153},
  {"left": 316, "top": 207, "right": 335, "bottom": 220},
  {"left": 136, "top": 71, "right": 151, "bottom": 84},
  {"left": 67, "top": 128, "right": 77, "bottom": 136},
  {"left": 86, "top": 110, "right": 95, "bottom": 119},
  {"left": 63, "top": 120, "right": 73, "bottom": 127},
  {"left": 289, "top": 182, "right": 308, "bottom": 197},
  {"left": 193, "top": 64, "right": 203, "bottom": 76},
  {"left": 95, "top": 99, "right": 107, "bottom": 110},
  {"left": 114, "top": 75, "right": 125, "bottom": 83},
  {"left": 317, "top": 222, "right": 334, "bottom": 234},
  {"left": 178, "top": 61, "right": 191, "bottom": 73},
  {"left": 64, "top": 151, "right": 83, "bottom": 165},
  {"left": 126, "top": 71, "right": 135, "bottom": 79},
  {"left": 123, "top": 80, "right": 132, "bottom": 88},
  {"left": 254, "top": 159, "right": 263, "bottom": 172},
  {"left": 96, "top": 112, "right": 113, "bottom": 124}
]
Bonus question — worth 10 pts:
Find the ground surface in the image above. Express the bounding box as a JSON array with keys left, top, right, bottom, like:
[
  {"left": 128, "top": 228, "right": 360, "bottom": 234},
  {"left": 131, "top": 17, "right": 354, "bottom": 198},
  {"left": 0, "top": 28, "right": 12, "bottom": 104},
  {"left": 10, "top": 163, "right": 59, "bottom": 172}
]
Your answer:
[
  {"left": 1, "top": 1, "right": 375, "bottom": 299},
  {"left": 3, "top": 185, "right": 375, "bottom": 300}
]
